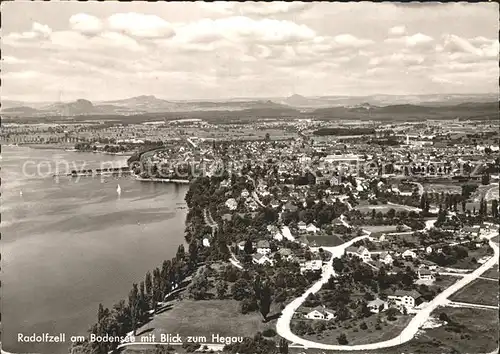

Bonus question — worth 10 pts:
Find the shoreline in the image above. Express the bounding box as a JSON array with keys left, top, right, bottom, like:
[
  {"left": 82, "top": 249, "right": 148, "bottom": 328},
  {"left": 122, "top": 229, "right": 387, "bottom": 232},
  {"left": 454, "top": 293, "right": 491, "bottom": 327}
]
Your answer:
[
  {"left": 135, "top": 177, "right": 190, "bottom": 184},
  {"left": 6, "top": 143, "right": 134, "bottom": 156}
]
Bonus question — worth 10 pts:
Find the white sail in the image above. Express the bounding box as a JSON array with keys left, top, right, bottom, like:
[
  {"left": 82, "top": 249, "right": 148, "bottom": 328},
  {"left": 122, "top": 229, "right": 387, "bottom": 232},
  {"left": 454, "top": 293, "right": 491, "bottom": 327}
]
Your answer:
[{"left": 116, "top": 184, "right": 122, "bottom": 196}]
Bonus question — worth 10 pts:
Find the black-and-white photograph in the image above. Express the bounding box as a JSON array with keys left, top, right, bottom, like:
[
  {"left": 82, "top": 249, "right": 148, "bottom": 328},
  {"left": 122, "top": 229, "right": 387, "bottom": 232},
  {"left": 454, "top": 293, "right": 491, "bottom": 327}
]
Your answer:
[{"left": 1, "top": 2, "right": 499, "bottom": 354}]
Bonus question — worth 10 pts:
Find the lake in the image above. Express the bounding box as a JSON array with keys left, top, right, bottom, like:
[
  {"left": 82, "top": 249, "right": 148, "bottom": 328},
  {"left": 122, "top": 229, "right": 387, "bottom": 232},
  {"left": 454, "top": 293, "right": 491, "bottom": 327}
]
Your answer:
[{"left": 1, "top": 146, "right": 188, "bottom": 354}]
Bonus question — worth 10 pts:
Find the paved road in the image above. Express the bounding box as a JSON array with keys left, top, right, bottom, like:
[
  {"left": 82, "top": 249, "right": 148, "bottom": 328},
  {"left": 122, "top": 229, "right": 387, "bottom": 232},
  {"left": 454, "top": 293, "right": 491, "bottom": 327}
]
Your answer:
[
  {"left": 438, "top": 272, "right": 466, "bottom": 277},
  {"left": 275, "top": 230, "right": 499, "bottom": 351},
  {"left": 484, "top": 183, "right": 499, "bottom": 201},
  {"left": 387, "top": 202, "right": 422, "bottom": 212},
  {"left": 275, "top": 234, "right": 370, "bottom": 350},
  {"left": 446, "top": 300, "right": 499, "bottom": 310}
]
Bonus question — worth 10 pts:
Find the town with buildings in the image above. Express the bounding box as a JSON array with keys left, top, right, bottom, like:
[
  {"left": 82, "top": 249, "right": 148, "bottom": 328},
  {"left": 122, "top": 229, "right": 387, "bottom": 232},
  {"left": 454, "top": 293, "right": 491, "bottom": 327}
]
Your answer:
[
  {"left": 18, "top": 111, "right": 494, "bottom": 354},
  {"left": 2, "top": 2, "right": 498, "bottom": 354}
]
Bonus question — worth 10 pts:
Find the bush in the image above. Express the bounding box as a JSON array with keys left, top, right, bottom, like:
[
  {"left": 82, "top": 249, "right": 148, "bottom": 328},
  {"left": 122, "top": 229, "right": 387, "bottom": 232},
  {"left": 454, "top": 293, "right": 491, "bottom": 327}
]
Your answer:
[
  {"left": 337, "top": 333, "right": 349, "bottom": 345},
  {"left": 262, "top": 328, "right": 276, "bottom": 337},
  {"left": 439, "top": 312, "right": 450, "bottom": 322},
  {"left": 182, "top": 342, "right": 201, "bottom": 352},
  {"left": 375, "top": 324, "right": 382, "bottom": 330},
  {"left": 293, "top": 320, "right": 313, "bottom": 336},
  {"left": 386, "top": 307, "right": 399, "bottom": 319},
  {"left": 240, "top": 298, "right": 258, "bottom": 314},
  {"left": 360, "top": 322, "right": 368, "bottom": 330},
  {"left": 313, "top": 321, "right": 326, "bottom": 333}
]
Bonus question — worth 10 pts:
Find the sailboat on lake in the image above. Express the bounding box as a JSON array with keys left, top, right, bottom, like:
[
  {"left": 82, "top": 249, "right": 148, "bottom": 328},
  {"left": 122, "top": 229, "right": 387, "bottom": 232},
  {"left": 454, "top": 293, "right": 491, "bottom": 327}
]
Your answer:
[{"left": 116, "top": 184, "right": 122, "bottom": 197}]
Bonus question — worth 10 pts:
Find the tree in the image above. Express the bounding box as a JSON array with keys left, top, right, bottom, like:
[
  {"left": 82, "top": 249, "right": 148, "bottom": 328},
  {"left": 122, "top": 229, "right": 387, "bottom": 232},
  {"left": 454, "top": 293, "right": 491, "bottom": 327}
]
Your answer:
[
  {"left": 240, "top": 298, "right": 259, "bottom": 314},
  {"left": 257, "top": 280, "right": 272, "bottom": 322},
  {"left": 436, "top": 208, "right": 447, "bottom": 226},
  {"left": 190, "top": 270, "right": 209, "bottom": 300},
  {"left": 492, "top": 199, "right": 499, "bottom": 218},
  {"left": 176, "top": 244, "right": 185, "bottom": 262},
  {"left": 386, "top": 307, "right": 399, "bottom": 321},
  {"left": 97, "top": 303, "right": 106, "bottom": 322},
  {"left": 461, "top": 184, "right": 478, "bottom": 199},
  {"left": 336, "top": 304, "right": 351, "bottom": 321},
  {"left": 337, "top": 333, "right": 348, "bottom": 345},
  {"left": 358, "top": 302, "right": 372, "bottom": 319},
  {"left": 145, "top": 271, "right": 152, "bottom": 297},
  {"left": 232, "top": 279, "right": 251, "bottom": 301},
  {"left": 332, "top": 258, "right": 345, "bottom": 273},
  {"left": 279, "top": 338, "right": 289, "bottom": 354},
  {"left": 439, "top": 312, "right": 450, "bottom": 322},
  {"left": 482, "top": 173, "right": 491, "bottom": 185},
  {"left": 244, "top": 239, "right": 253, "bottom": 254},
  {"left": 479, "top": 198, "right": 486, "bottom": 216},
  {"left": 188, "top": 240, "right": 200, "bottom": 270},
  {"left": 138, "top": 281, "right": 149, "bottom": 322},
  {"left": 216, "top": 281, "right": 228, "bottom": 299},
  {"left": 420, "top": 193, "right": 429, "bottom": 212},
  {"left": 128, "top": 283, "right": 140, "bottom": 336}
]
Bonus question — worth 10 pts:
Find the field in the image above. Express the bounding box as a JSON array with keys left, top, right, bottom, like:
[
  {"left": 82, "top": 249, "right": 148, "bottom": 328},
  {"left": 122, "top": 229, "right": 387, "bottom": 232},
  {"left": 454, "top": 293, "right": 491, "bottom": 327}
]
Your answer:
[
  {"left": 434, "top": 274, "right": 460, "bottom": 289},
  {"left": 452, "top": 245, "right": 494, "bottom": 269},
  {"left": 132, "top": 299, "right": 279, "bottom": 344},
  {"left": 355, "top": 203, "right": 417, "bottom": 213},
  {"left": 423, "top": 183, "right": 462, "bottom": 194},
  {"left": 384, "top": 231, "right": 421, "bottom": 244},
  {"left": 307, "top": 234, "right": 344, "bottom": 247},
  {"left": 482, "top": 263, "right": 499, "bottom": 279},
  {"left": 187, "top": 127, "right": 298, "bottom": 141},
  {"left": 292, "top": 313, "right": 412, "bottom": 346},
  {"left": 361, "top": 225, "right": 399, "bottom": 233},
  {"left": 449, "top": 278, "right": 499, "bottom": 306}
]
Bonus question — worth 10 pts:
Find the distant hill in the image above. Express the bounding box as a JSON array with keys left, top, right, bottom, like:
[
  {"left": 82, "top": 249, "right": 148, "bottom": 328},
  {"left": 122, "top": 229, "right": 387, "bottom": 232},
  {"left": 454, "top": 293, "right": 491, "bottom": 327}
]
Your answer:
[
  {"left": 42, "top": 99, "right": 95, "bottom": 115},
  {"left": 2, "top": 106, "right": 40, "bottom": 114},
  {"left": 278, "top": 93, "right": 498, "bottom": 108},
  {"left": 280, "top": 94, "right": 344, "bottom": 108},
  {"left": 1, "top": 100, "right": 29, "bottom": 109},
  {"left": 283, "top": 94, "right": 315, "bottom": 106},
  {"left": 2, "top": 99, "right": 129, "bottom": 117},
  {"left": 102, "top": 95, "right": 291, "bottom": 112},
  {"left": 1, "top": 100, "right": 55, "bottom": 109},
  {"left": 2, "top": 93, "right": 497, "bottom": 120},
  {"left": 308, "top": 101, "right": 498, "bottom": 121},
  {"left": 1, "top": 95, "right": 295, "bottom": 117},
  {"left": 103, "top": 95, "right": 180, "bottom": 112}
]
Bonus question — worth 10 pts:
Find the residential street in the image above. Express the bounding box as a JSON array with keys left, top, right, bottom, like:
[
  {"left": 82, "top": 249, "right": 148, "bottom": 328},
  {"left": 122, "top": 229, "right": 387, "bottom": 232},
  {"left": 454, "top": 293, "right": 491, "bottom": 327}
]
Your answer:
[{"left": 276, "top": 231, "right": 499, "bottom": 351}]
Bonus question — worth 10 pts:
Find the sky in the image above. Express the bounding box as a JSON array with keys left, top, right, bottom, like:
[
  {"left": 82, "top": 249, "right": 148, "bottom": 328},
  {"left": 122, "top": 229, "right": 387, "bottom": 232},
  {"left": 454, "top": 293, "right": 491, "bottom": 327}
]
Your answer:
[{"left": 1, "top": 1, "right": 499, "bottom": 102}]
